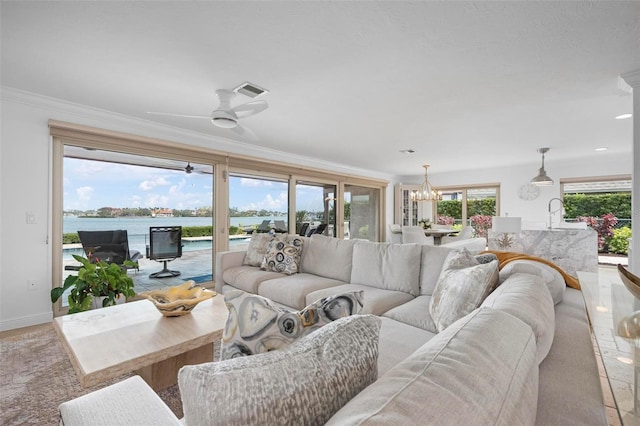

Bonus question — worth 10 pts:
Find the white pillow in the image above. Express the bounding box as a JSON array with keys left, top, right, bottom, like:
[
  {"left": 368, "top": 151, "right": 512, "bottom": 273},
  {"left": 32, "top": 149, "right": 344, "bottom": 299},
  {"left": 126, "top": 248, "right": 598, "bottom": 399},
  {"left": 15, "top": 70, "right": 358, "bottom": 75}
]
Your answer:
[
  {"left": 180, "top": 315, "right": 382, "bottom": 426},
  {"left": 499, "top": 260, "right": 565, "bottom": 305},
  {"left": 429, "top": 249, "right": 499, "bottom": 332}
]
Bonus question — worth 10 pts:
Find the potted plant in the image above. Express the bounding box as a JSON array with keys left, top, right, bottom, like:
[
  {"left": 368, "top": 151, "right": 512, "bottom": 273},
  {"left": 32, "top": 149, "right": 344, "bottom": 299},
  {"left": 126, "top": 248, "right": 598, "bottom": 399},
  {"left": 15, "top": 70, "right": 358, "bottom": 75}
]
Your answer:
[{"left": 51, "top": 254, "right": 137, "bottom": 313}]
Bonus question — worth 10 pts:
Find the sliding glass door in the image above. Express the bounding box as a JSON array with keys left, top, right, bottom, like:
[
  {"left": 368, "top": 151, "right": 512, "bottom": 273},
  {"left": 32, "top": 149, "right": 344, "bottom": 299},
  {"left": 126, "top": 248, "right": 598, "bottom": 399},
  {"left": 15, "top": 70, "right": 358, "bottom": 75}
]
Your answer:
[
  {"left": 61, "top": 147, "right": 214, "bottom": 306},
  {"left": 344, "top": 184, "right": 380, "bottom": 241},
  {"left": 296, "top": 181, "right": 337, "bottom": 237}
]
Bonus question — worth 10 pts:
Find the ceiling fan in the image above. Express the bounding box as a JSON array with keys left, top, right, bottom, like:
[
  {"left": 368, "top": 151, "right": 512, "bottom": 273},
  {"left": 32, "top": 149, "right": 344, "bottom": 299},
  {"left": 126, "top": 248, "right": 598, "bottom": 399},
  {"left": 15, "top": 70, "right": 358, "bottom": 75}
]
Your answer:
[{"left": 148, "top": 88, "right": 268, "bottom": 140}]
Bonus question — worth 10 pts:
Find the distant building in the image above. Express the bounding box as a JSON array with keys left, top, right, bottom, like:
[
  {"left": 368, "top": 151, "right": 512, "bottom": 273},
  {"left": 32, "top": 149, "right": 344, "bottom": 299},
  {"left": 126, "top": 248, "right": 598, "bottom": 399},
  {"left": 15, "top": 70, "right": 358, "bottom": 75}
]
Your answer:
[{"left": 152, "top": 208, "right": 174, "bottom": 218}]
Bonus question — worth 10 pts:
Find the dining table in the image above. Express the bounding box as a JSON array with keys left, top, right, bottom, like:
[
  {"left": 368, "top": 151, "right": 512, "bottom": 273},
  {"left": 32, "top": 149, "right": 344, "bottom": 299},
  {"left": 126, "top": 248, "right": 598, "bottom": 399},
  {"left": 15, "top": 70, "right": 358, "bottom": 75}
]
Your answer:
[{"left": 423, "top": 228, "right": 459, "bottom": 245}]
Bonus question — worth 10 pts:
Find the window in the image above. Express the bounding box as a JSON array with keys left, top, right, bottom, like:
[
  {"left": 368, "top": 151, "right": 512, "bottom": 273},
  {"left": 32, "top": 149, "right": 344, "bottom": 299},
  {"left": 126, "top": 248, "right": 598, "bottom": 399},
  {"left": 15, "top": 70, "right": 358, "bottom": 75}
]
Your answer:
[
  {"left": 228, "top": 173, "right": 289, "bottom": 250},
  {"left": 60, "top": 148, "right": 214, "bottom": 309},
  {"left": 344, "top": 184, "right": 380, "bottom": 241},
  {"left": 436, "top": 184, "right": 499, "bottom": 238},
  {"left": 296, "top": 181, "right": 337, "bottom": 237}
]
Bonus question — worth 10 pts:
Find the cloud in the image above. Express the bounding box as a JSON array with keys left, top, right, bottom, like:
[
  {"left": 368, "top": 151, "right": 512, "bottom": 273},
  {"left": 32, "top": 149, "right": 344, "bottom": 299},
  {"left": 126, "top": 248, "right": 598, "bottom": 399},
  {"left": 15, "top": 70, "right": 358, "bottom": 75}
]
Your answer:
[
  {"left": 139, "top": 177, "right": 171, "bottom": 191},
  {"left": 240, "top": 178, "right": 277, "bottom": 188},
  {"left": 243, "top": 191, "right": 288, "bottom": 210},
  {"left": 76, "top": 186, "right": 94, "bottom": 201}
]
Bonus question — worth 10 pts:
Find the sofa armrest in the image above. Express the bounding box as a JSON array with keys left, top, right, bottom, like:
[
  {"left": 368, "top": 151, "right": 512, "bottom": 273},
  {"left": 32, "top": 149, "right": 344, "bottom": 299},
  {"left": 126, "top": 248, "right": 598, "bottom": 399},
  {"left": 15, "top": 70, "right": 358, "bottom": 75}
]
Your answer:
[
  {"left": 59, "top": 376, "right": 182, "bottom": 426},
  {"left": 215, "top": 250, "right": 247, "bottom": 293}
]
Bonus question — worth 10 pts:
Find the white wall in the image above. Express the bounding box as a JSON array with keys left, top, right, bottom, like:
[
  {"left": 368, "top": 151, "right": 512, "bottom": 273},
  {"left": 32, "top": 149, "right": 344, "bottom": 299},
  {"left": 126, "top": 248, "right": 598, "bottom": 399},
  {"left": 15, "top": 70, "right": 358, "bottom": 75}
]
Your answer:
[
  {"left": 392, "top": 153, "right": 631, "bottom": 229},
  {"left": 0, "top": 89, "right": 392, "bottom": 331}
]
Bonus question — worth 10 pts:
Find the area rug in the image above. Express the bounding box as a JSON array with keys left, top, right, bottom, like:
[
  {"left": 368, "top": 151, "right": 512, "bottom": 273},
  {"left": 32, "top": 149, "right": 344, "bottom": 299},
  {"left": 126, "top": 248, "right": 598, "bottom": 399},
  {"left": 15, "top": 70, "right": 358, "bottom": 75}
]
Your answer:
[
  {"left": 0, "top": 324, "right": 220, "bottom": 425},
  {"left": 184, "top": 274, "right": 213, "bottom": 284}
]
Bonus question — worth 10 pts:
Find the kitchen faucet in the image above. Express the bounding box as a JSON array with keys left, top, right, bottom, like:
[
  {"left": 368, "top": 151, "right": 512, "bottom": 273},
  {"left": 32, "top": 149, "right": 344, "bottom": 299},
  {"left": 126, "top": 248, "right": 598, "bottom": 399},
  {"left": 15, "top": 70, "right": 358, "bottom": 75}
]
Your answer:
[{"left": 548, "top": 198, "right": 565, "bottom": 229}]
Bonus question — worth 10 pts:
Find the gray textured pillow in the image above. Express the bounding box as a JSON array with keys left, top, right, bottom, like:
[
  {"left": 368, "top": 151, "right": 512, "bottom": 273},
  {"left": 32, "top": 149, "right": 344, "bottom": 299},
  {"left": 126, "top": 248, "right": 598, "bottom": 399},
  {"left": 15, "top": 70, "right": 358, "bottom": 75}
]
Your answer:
[
  {"left": 221, "top": 290, "right": 364, "bottom": 360},
  {"left": 243, "top": 233, "right": 279, "bottom": 266},
  {"left": 179, "top": 315, "right": 382, "bottom": 426},
  {"left": 429, "top": 249, "right": 499, "bottom": 332}
]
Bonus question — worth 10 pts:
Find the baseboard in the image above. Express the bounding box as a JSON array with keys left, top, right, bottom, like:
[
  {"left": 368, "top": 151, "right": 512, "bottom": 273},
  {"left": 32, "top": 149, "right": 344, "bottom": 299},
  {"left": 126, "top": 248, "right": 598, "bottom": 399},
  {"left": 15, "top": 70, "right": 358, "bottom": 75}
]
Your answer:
[{"left": 0, "top": 311, "right": 53, "bottom": 332}]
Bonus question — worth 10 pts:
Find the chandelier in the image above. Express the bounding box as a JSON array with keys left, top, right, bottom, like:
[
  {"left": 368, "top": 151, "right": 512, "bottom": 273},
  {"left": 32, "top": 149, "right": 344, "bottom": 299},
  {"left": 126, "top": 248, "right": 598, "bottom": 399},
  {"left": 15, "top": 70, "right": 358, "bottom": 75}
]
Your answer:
[
  {"left": 411, "top": 164, "right": 442, "bottom": 202},
  {"left": 531, "top": 147, "right": 554, "bottom": 186}
]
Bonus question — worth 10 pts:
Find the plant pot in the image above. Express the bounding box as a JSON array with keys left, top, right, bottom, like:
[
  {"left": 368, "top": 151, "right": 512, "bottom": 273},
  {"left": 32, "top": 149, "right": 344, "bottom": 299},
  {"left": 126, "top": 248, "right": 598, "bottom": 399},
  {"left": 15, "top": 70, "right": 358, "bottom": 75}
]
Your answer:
[{"left": 90, "top": 294, "right": 126, "bottom": 310}]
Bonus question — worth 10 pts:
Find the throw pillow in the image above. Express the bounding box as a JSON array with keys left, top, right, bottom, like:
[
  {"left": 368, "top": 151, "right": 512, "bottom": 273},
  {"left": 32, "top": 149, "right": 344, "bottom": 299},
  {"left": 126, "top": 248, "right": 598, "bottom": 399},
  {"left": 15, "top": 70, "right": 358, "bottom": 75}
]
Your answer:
[
  {"left": 260, "top": 236, "right": 304, "bottom": 275},
  {"left": 243, "top": 233, "right": 279, "bottom": 267},
  {"left": 498, "top": 260, "right": 565, "bottom": 305},
  {"left": 220, "top": 289, "right": 364, "bottom": 360},
  {"left": 429, "top": 248, "right": 499, "bottom": 332},
  {"left": 179, "top": 315, "right": 381, "bottom": 426}
]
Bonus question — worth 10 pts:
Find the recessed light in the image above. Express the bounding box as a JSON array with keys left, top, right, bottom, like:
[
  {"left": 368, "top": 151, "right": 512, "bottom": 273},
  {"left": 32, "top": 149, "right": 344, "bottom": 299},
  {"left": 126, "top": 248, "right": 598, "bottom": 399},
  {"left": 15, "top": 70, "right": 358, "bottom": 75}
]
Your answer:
[
  {"left": 400, "top": 149, "right": 416, "bottom": 154},
  {"left": 615, "top": 113, "right": 632, "bottom": 120},
  {"left": 594, "top": 147, "right": 608, "bottom": 152}
]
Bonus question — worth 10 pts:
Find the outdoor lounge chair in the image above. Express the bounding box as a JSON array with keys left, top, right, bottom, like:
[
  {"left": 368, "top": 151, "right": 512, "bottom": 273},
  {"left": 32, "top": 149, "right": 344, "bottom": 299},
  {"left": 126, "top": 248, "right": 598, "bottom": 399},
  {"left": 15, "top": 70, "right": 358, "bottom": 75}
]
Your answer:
[
  {"left": 274, "top": 220, "right": 287, "bottom": 233},
  {"left": 256, "top": 220, "right": 272, "bottom": 233},
  {"left": 77, "top": 230, "right": 142, "bottom": 271}
]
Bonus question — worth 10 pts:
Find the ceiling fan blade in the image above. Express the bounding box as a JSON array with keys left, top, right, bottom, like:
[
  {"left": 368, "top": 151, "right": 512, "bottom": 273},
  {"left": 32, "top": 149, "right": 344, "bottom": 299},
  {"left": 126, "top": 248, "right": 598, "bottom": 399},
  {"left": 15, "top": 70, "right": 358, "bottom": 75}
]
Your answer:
[
  {"left": 147, "top": 111, "right": 211, "bottom": 119},
  {"left": 231, "top": 100, "right": 268, "bottom": 119},
  {"left": 230, "top": 123, "right": 258, "bottom": 141}
]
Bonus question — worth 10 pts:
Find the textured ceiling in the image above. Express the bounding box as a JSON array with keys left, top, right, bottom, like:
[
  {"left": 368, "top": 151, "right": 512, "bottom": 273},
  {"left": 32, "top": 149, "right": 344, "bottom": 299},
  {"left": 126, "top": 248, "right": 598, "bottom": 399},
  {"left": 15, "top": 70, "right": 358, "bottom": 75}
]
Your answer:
[{"left": 1, "top": 1, "right": 638, "bottom": 176}]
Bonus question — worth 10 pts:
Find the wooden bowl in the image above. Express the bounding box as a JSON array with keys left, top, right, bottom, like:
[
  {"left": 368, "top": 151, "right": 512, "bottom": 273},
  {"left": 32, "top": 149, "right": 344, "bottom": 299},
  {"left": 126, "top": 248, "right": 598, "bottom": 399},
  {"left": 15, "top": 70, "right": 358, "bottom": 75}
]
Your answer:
[
  {"left": 618, "top": 264, "right": 640, "bottom": 300},
  {"left": 142, "top": 280, "right": 216, "bottom": 317}
]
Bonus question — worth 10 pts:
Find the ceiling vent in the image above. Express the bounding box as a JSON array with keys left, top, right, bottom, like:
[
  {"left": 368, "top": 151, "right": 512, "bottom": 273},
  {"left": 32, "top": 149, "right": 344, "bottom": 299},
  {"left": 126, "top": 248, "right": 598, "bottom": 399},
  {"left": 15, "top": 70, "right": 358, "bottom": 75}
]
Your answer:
[{"left": 234, "top": 82, "right": 268, "bottom": 98}]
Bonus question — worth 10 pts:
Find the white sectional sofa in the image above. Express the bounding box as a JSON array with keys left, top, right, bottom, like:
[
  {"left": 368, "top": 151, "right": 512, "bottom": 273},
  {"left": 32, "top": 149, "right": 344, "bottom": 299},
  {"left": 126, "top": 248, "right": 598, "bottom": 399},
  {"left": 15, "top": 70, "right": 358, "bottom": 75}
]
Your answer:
[{"left": 58, "top": 234, "right": 606, "bottom": 425}]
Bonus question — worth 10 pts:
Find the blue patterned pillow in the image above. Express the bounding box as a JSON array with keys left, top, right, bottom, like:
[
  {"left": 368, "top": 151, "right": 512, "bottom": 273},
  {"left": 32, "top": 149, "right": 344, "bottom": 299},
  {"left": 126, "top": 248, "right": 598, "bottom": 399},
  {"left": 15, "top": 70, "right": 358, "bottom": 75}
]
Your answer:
[{"left": 221, "top": 290, "right": 364, "bottom": 360}]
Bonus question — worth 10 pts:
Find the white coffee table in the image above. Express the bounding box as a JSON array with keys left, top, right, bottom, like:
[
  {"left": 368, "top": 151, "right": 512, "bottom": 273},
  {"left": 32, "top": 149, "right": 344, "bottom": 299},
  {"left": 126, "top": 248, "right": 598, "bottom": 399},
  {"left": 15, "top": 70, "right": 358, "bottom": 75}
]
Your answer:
[{"left": 53, "top": 294, "right": 228, "bottom": 390}]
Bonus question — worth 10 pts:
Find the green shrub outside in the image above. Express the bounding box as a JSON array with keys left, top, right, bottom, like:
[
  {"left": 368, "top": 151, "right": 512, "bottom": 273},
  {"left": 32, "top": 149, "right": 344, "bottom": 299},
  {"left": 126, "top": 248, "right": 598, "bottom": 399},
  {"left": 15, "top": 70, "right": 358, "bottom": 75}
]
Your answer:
[
  {"left": 608, "top": 227, "right": 632, "bottom": 255},
  {"left": 63, "top": 225, "right": 221, "bottom": 245},
  {"left": 564, "top": 193, "right": 631, "bottom": 220},
  {"left": 437, "top": 199, "right": 496, "bottom": 222}
]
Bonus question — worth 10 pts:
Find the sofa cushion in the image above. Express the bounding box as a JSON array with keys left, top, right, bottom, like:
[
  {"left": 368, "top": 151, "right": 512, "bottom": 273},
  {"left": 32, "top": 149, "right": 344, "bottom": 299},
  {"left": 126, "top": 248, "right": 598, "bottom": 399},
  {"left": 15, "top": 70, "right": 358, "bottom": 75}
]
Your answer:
[
  {"left": 257, "top": 273, "right": 346, "bottom": 309},
  {"left": 58, "top": 376, "right": 182, "bottom": 426},
  {"left": 382, "top": 295, "right": 437, "bottom": 333},
  {"left": 260, "top": 236, "right": 304, "bottom": 275},
  {"left": 377, "top": 317, "right": 435, "bottom": 376},
  {"left": 300, "top": 234, "right": 358, "bottom": 282},
  {"left": 243, "top": 233, "right": 281, "bottom": 266},
  {"left": 429, "top": 249, "right": 499, "bottom": 332},
  {"left": 326, "top": 308, "right": 538, "bottom": 426},
  {"left": 535, "top": 288, "right": 607, "bottom": 426},
  {"left": 499, "top": 260, "right": 566, "bottom": 305},
  {"left": 418, "top": 245, "right": 455, "bottom": 296},
  {"left": 222, "top": 265, "right": 285, "bottom": 294},
  {"left": 481, "top": 272, "right": 555, "bottom": 364},
  {"left": 306, "top": 284, "right": 414, "bottom": 316},
  {"left": 180, "top": 315, "right": 381, "bottom": 426},
  {"left": 220, "top": 290, "right": 363, "bottom": 360},
  {"left": 351, "top": 241, "right": 422, "bottom": 296}
]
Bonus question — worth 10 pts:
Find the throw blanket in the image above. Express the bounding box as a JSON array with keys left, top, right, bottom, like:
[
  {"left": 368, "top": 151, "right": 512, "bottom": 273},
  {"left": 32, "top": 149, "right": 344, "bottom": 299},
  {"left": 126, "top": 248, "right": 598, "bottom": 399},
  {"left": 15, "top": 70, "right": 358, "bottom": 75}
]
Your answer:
[{"left": 482, "top": 250, "right": 581, "bottom": 290}]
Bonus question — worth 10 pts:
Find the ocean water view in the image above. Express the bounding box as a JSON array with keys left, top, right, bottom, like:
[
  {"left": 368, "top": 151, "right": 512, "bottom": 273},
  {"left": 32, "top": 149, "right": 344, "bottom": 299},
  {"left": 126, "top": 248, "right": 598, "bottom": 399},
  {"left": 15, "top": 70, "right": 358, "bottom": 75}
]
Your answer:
[{"left": 62, "top": 215, "right": 286, "bottom": 258}]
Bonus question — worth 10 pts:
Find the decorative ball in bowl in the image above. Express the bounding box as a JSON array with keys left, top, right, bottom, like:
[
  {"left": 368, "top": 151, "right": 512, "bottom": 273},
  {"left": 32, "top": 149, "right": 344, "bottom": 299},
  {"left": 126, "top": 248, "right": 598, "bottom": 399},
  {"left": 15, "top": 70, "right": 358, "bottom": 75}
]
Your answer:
[{"left": 142, "top": 280, "right": 216, "bottom": 317}]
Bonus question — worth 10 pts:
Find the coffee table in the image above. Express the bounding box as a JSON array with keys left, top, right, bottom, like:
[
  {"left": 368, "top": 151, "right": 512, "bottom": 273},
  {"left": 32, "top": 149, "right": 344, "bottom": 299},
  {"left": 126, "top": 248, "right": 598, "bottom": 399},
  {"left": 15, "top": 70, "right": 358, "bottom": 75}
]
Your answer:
[{"left": 53, "top": 294, "right": 228, "bottom": 391}]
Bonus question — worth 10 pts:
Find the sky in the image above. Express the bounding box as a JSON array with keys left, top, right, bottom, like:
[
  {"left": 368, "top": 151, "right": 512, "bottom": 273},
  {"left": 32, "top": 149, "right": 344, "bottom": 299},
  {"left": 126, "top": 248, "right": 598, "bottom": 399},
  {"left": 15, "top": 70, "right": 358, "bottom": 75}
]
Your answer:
[{"left": 63, "top": 158, "right": 326, "bottom": 213}]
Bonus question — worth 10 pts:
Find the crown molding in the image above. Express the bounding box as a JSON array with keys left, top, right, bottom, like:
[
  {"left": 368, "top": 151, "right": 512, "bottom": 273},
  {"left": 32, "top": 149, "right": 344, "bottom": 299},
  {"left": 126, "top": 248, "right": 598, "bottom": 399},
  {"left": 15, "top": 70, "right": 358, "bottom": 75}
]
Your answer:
[{"left": 1, "top": 86, "right": 393, "bottom": 181}]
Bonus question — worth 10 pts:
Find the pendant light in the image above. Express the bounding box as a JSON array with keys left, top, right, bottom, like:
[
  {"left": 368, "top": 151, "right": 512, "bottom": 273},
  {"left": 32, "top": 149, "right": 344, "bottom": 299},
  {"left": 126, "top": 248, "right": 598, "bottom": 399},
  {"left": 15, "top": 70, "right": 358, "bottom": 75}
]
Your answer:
[
  {"left": 410, "top": 164, "right": 443, "bottom": 202},
  {"left": 531, "top": 148, "right": 553, "bottom": 186}
]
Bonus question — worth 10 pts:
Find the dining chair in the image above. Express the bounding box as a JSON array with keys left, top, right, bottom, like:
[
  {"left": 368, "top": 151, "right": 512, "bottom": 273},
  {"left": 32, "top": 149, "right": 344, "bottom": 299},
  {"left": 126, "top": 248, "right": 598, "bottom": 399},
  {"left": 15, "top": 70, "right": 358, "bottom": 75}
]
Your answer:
[
  {"left": 401, "top": 226, "right": 434, "bottom": 245},
  {"left": 441, "top": 226, "right": 474, "bottom": 244},
  {"left": 388, "top": 224, "right": 402, "bottom": 244}
]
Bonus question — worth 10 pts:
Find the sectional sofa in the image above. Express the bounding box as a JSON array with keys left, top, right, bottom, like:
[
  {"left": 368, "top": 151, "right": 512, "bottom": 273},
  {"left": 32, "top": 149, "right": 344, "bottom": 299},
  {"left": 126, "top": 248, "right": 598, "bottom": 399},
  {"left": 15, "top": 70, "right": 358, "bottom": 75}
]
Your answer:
[{"left": 58, "top": 234, "right": 606, "bottom": 425}]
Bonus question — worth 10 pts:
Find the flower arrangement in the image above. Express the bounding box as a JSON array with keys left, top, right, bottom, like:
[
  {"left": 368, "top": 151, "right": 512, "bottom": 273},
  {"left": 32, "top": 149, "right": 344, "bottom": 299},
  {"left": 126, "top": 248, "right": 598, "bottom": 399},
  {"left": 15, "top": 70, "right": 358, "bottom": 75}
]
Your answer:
[
  {"left": 51, "top": 254, "right": 136, "bottom": 313},
  {"left": 418, "top": 218, "right": 431, "bottom": 229}
]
